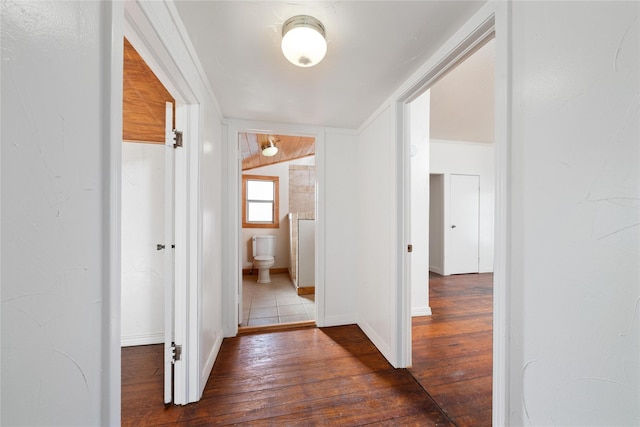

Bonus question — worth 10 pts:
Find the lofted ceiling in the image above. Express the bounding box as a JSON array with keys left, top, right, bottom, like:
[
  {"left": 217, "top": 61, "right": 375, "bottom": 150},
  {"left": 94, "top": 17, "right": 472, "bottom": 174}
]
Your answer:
[
  {"left": 240, "top": 133, "right": 315, "bottom": 171},
  {"left": 123, "top": 38, "right": 174, "bottom": 143},
  {"left": 173, "top": 1, "right": 487, "bottom": 130},
  {"left": 430, "top": 38, "right": 495, "bottom": 143}
]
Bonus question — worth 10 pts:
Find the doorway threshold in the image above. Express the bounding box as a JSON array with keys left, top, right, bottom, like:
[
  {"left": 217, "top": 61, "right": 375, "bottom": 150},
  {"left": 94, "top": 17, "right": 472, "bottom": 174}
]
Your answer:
[{"left": 238, "top": 320, "right": 316, "bottom": 335}]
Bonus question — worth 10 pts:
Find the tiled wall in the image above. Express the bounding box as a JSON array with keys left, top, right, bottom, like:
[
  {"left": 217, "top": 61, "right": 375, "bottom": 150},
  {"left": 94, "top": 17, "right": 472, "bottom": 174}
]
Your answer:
[
  {"left": 289, "top": 165, "right": 315, "bottom": 216},
  {"left": 288, "top": 164, "right": 316, "bottom": 286}
]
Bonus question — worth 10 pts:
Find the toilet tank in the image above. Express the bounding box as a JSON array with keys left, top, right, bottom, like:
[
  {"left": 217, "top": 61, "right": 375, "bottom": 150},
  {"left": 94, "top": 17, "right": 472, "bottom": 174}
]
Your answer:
[{"left": 252, "top": 235, "right": 276, "bottom": 257}]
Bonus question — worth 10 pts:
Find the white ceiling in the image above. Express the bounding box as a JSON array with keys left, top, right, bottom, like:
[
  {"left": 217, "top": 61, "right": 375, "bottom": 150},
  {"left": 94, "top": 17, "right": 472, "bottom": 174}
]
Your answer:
[
  {"left": 174, "top": 1, "right": 487, "bottom": 130},
  {"left": 430, "top": 38, "right": 495, "bottom": 143}
]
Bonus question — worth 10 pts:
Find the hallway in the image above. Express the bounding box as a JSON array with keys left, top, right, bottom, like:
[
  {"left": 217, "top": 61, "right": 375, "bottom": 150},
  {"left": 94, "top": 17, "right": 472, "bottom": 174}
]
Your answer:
[
  {"left": 410, "top": 273, "right": 493, "bottom": 426},
  {"left": 121, "top": 274, "right": 493, "bottom": 426},
  {"left": 122, "top": 326, "right": 453, "bottom": 426}
]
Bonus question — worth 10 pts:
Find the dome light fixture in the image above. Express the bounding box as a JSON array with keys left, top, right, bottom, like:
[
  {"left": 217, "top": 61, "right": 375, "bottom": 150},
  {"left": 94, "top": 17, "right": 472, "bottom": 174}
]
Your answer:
[
  {"left": 261, "top": 137, "right": 278, "bottom": 157},
  {"left": 281, "top": 15, "right": 327, "bottom": 67}
]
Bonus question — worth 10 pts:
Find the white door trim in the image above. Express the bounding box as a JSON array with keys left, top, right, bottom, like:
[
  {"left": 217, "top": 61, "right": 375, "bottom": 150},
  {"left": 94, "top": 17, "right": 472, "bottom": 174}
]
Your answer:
[
  {"left": 394, "top": 2, "right": 511, "bottom": 425},
  {"left": 164, "top": 102, "right": 176, "bottom": 404},
  {"left": 223, "top": 119, "right": 326, "bottom": 336},
  {"left": 106, "top": 3, "right": 125, "bottom": 424},
  {"left": 109, "top": 0, "right": 204, "bottom": 413}
]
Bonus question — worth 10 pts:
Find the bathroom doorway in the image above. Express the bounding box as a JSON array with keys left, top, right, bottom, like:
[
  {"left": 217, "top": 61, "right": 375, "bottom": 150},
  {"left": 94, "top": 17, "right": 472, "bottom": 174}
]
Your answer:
[{"left": 237, "top": 133, "right": 317, "bottom": 330}]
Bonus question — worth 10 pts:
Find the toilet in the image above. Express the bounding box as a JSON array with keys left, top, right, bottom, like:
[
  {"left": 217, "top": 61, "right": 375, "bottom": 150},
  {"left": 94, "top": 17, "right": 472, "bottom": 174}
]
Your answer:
[{"left": 252, "top": 235, "right": 276, "bottom": 284}]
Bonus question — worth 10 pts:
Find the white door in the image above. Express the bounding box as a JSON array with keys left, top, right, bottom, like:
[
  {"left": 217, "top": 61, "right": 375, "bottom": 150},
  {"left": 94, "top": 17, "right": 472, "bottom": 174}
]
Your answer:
[
  {"left": 448, "top": 174, "right": 480, "bottom": 274},
  {"left": 163, "top": 102, "right": 176, "bottom": 404}
]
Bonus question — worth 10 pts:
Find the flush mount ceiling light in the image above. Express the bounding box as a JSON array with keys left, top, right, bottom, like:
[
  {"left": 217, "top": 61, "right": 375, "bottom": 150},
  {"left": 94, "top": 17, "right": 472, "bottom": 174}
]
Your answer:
[
  {"left": 281, "top": 15, "right": 327, "bottom": 67},
  {"left": 261, "top": 136, "right": 279, "bottom": 157}
]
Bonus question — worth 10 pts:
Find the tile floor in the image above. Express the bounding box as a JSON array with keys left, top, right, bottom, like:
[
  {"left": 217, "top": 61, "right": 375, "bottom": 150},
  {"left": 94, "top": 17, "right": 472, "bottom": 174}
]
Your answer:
[{"left": 241, "top": 273, "right": 315, "bottom": 327}]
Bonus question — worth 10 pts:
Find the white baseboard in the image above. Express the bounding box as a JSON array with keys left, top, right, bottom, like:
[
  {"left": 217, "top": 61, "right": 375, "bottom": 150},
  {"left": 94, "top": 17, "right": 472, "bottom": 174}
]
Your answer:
[
  {"left": 429, "top": 266, "right": 444, "bottom": 275},
  {"left": 319, "top": 313, "right": 358, "bottom": 328},
  {"left": 200, "top": 328, "right": 224, "bottom": 398},
  {"left": 121, "top": 332, "right": 164, "bottom": 347},
  {"left": 411, "top": 306, "right": 432, "bottom": 317},
  {"left": 358, "top": 319, "right": 394, "bottom": 367}
]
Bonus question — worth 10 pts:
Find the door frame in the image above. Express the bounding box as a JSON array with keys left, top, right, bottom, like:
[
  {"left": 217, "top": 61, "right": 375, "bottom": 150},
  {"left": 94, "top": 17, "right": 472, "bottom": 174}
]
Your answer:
[
  {"left": 394, "top": 2, "right": 511, "bottom": 425},
  {"left": 223, "top": 119, "right": 326, "bottom": 336},
  {"left": 108, "top": 1, "right": 203, "bottom": 420}
]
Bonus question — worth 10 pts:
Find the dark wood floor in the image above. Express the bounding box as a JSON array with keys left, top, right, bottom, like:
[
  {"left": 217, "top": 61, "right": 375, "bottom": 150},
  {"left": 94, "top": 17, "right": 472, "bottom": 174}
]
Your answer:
[
  {"left": 410, "top": 272, "right": 493, "bottom": 427},
  {"left": 123, "top": 326, "right": 454, "bottom": 426},
  {"left": 122, "top": 273, "right": 492, "bottom": 426}
]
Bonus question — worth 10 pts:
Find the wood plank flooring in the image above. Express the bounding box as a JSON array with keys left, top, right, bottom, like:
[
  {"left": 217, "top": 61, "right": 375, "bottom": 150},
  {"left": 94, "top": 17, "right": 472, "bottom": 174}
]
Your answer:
[
  {"left": 122, "top": 273, "right": 493, "bottom": 426},
  {"left": 122, "top": 326, "right": 454, "bottom": 426},
  {"left": 410, "top": 272, "right": 493, "bottom": 427}
]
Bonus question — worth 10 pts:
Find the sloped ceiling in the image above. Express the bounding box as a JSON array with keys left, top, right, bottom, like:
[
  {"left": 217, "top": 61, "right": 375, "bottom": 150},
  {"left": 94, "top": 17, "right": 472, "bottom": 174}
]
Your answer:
[
  {"left": 430, "top": 38, "right": 495, "bottom": 143},
  {"left": 122, "top": 38, "right": 174, "bottom": 143},
  {"left": 173, "top": 1, "right": 487, "bottom": 129},
  {"left": 241, "top": 133, "right": 315, "bottom": 171}
]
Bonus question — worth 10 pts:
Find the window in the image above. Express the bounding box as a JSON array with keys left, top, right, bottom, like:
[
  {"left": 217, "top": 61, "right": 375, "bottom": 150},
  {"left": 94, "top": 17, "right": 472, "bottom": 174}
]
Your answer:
[{"left": 242, "top": 175, "right": 279, "bottom": 228}]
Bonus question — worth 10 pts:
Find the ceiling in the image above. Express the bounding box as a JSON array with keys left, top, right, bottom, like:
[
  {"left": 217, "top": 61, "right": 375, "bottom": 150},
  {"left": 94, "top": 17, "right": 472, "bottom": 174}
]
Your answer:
[
  {"left": 241, "top": 133, "right": 315, "bottom": 171},
  {"left": 123, "top": 38, "right": 174, "bottom": 143},
  {"left": 430, "top": 38, "right": 495, "bottom": 143},
  {"left": 173, "top": 1, "right": 487, "bottom": 130}
]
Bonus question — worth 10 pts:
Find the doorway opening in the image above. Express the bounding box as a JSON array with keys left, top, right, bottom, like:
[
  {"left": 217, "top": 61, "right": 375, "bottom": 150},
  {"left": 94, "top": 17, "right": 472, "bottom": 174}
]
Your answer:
[
  {"left": 405, "top": 29, "right": 497, "bottom": 425},
  {"left": 237, "top": 132, "right": 317, "bottom": 331},
  {"left": 120, "top": 35, "right": 180, "bottom": 404}
]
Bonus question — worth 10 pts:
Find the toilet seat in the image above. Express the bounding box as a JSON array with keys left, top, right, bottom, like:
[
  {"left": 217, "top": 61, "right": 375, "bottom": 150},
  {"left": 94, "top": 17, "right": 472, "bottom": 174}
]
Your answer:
[{"left": 254, "top": 256, "right": 274, "bottom": 262}]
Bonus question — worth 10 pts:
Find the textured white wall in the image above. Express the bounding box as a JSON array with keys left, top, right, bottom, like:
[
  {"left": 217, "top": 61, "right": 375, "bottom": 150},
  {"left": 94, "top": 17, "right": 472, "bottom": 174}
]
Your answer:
[
  {"left": 1, "top": 1, "right": 112, "bottom": 424},
  {"left": 509, "top": 2, "right": 639, "bottom": 424},
  {"left": 121, "top": 142, "right": 165, "bottom": 346},
  {"left": 430, "top": 139, "right": 495, "bottom": 273}
]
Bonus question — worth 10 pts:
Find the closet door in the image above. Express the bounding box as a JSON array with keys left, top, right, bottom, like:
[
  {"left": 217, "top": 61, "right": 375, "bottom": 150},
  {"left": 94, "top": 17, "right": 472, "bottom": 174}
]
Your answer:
[{"left": 448, "top": 174, "right": 480, "bottom": 274}]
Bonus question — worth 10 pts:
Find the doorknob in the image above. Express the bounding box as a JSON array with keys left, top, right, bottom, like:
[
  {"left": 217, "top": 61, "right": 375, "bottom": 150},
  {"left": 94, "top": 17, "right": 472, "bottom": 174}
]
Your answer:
[
  {"left": 157, "top": 244, "right": 165, "bottom": 250},
  {"left": 451, "top": 225, "right": 457, "bottom": 229}
]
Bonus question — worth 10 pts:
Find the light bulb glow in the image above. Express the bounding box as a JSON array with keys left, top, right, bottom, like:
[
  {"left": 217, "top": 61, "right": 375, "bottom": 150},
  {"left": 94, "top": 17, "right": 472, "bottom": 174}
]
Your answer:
[
  {"left": 281, "top": 15, "right": 327, "bottom": 67},
  {"left": 262, "top": 146, "right": 278, "bottom": 157}
]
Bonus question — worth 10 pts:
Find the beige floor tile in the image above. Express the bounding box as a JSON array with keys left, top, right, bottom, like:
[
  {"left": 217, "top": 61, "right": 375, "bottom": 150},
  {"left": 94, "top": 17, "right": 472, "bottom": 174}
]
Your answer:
[
  {"left": 279, "top": 314, "right": 309, "bottom": 323},
  {"left": 278, "top": 304, "right": 307, "bottom": 316},
  {"left": 241, "top": 273, "right": 315, "bottom": 326},
  {"left": 250, "top": 306, "right": 278, "bottom": 319},
  {"left": 247, "top": 317, "right": 279, "bottom": 326}
]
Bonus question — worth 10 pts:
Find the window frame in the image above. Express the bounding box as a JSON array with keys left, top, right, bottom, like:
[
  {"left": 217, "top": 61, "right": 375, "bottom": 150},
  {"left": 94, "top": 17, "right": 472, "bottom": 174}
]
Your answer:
[{"left": 242, "top": 174, "right": 279, "bottom": 228}]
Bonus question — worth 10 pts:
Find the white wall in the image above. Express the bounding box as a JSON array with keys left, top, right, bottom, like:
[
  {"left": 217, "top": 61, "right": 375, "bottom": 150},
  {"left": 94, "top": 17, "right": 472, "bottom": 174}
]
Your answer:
[
  {"left": 1, "top": 2, "right": 113, "bottom": 424},
  {"left": 121, "top": 142, "right": 165, "bottom": 346},
  {"left": 1, "top": 1, "right": 227, "bottom": 421},
  {"left": 410, "top": 91, "right": 432, "bottom": 316},
  {"left": 508, "top": 2, "right": 639, "bottom": 425},
  {"left": 430, "top": 139, "right": 495, "bottom": 273},
  {"left": 324, "top": 130, "right": 359, "bottom": 326}
]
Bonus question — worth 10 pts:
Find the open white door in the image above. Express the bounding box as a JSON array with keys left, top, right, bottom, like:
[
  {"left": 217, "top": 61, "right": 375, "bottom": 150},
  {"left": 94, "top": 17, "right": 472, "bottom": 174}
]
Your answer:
[{"left": 163, "top": 102, "right": 176, "bottom": 404}]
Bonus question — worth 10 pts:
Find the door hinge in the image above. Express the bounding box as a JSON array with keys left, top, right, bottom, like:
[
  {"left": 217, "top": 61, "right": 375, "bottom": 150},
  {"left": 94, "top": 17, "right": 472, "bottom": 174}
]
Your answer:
[
  {"left": 407, "top": 244, "right": 413, "bottom": 253},
  {"left": 171, "top": 343, "right": 182, "bottom": 363},
  {"left": 173, "top": 130, "right": 183, "bottom": 149}
]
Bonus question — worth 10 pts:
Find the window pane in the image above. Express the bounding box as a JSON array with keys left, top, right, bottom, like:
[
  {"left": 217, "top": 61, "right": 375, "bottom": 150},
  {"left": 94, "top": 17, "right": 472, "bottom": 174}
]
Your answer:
[
  {"left": 247, "top": 202, "right": 273, "bottom": 222},
  {"left": 247, "top": 180, "right": 274, "bottom": 201}
]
